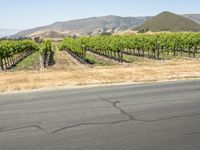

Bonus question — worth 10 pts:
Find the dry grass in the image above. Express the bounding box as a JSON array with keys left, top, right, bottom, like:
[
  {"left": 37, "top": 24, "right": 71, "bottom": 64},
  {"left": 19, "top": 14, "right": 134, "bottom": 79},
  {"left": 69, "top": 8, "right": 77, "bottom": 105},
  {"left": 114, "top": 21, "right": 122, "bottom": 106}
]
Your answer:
[{"left": 1, "top": 58, "right": 200, "bottom": 92}]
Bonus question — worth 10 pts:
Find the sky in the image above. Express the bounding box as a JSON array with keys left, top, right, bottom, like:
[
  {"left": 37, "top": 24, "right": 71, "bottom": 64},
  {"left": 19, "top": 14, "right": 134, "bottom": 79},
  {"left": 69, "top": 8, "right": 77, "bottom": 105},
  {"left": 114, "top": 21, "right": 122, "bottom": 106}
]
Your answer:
[{"left": 0, "top": 0, "right": 200, "bottom": 29}]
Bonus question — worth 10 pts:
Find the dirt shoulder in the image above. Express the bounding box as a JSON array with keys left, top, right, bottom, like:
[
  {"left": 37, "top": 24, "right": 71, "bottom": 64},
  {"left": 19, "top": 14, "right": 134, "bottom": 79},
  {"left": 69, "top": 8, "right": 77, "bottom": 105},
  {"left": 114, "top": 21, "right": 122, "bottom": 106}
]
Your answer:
[{"left": 1, "top": 58, "right": 200, "bottom": 93}]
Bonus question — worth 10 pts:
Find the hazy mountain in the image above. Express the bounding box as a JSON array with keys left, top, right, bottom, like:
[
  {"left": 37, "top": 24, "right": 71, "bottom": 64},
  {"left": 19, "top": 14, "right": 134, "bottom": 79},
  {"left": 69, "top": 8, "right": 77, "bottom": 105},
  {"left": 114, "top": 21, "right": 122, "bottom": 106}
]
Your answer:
[
  {"left": 183, "top": 14, "right": 200, "bottom": 24},
  {"left": 9, "top": 12, "right": 200, "bottom": 39},
  {"left": 11, "top": 15, "right": 151, "bottom": 39},
  {"left": 0, "top": 29, "right": 20, "bottom": 38},
  {"left": 133, "top": 11, "right": 200, "bottom": 32}
]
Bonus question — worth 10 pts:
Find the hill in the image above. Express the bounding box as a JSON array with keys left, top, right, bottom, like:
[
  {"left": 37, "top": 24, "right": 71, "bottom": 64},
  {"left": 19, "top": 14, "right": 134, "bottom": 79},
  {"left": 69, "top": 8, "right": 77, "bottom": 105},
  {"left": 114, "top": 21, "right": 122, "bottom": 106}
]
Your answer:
[
  {"left": 133, "top": 11, "right": 200, "bottom": 32},
  {"left": 30, "top": 31, "right": 66, "bottom": 39},
  {"left": 183, "top": 14, "right": 200, "bottom": 24},
  {"left": 11, "top": 15, "right": 150, "bottom": 39}
]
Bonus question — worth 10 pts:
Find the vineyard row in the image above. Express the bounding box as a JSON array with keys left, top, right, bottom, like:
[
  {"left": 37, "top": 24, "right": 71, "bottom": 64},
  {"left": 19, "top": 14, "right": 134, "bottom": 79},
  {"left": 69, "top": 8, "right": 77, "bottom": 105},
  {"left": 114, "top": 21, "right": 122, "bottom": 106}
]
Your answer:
[
  {"left": 59, "top": 33, "right": 200, "bottom": 63},
  {"left": 0, "top": 40, "right": 55, "bottom": 70}
]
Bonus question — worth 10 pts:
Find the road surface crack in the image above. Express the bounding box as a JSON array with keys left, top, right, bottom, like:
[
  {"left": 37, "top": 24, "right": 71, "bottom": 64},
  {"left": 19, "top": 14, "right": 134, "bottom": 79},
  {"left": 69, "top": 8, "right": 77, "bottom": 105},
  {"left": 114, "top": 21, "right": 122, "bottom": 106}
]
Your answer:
[
  {"left": 184, "top": 131, "right": 200, "bottom": 136},
  {"left": 51, "top": 95, "right": 143, "bottom": 134},
  {"left": 97, "top": 95, "right": 200, "bottom": 123},
  {"left": 143, "top": 112, "right": 200, "bottom": 122},
  {"left": 97, "top": 95, "right": 143, "bottom": 122},
  {"left": 51, "top": 95, "right": 200, "bottom": 134},
  {"left": 0, "top": 124, "right": 48, "bottom": 134},
  {"left": 51, "top": 120, "right": 130, "bottom": 134}
]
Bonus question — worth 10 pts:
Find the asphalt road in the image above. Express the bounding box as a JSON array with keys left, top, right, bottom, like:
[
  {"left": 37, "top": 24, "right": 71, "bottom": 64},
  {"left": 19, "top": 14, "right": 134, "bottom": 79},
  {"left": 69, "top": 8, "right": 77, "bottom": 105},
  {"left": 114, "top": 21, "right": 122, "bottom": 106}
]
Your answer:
[{"left": 0, "top": 80, "right": 200, "bottom": 150}]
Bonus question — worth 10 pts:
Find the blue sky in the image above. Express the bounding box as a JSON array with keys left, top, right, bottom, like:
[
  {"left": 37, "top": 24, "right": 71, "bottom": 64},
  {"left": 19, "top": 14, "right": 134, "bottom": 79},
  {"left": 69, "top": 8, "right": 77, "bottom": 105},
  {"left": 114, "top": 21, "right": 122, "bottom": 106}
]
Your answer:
[{"left": 0, "top": 0, "right": 200, "bottom": 29}]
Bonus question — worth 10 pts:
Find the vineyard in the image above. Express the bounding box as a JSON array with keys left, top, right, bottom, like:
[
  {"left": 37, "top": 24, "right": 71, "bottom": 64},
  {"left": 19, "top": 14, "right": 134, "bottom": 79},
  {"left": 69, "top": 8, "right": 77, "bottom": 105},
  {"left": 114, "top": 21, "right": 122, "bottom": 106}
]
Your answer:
[
  {"left": 1, "top": 33, "right": 200, "bottom": 91},
  {"left": 60, "top": 33, "right": 200, "bottom": 63},
  {"left": 0, "top": 39, "right": 54, "bottom": 70},
  {"left": 0, "top": 40, "right": 38, "bottom": 70},
  {"left": 1, "top": 33, "right": 200, "bottom": 71}
]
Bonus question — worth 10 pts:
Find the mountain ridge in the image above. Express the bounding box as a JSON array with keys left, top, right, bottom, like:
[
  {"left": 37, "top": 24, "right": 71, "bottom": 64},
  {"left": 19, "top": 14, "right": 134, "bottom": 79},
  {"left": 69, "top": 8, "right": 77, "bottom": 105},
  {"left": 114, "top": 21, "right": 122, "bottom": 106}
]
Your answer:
[
  {"left": 10, "top": 13, "right": 200, "bottom": 39},
  {"left": 133, "top": 11, "right": 200, "bottom": 32},
  {"left": 183, "top": 14, "right": 200, "bottom": 24},
  {"left": 11, "top": 15, "right": 151, "bottom": 39}
]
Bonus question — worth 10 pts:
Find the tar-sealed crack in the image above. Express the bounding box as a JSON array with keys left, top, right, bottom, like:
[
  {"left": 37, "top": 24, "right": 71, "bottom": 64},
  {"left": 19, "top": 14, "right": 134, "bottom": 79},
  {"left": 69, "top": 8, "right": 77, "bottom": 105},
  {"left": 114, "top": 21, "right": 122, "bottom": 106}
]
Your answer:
[
  {"left": 143, "top": 112, "right": 200, "bottom": 122},
  {"left": 184, "top": 131, "right": 200, "bottom": 136},
  {"left": 96, "top": 95, "right": 200, "bottom": 123},
  {"left": 51, "top": 95, "right": 144, "bottom": 134},
  {"left": 51, "top": 95, "right": 200, "bottom": 134},
  {"left": 0, "top": 124, "right": 48, "bottom": 134},
  {"left": 2, "top": 95, "right": 200, "bottom": 135},
  {"left": 51, "top": 120, "right": 130, "bottom": 134},
  {"left": 96, "top": 95, "right": 142, "bottom": 121}
]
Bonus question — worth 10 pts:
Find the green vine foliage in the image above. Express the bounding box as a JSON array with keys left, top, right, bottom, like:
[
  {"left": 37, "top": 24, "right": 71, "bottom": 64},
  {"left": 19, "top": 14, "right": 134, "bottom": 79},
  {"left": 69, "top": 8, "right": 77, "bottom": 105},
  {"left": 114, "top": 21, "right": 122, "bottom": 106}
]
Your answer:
[{"left": 60, "top": 32, "right": 200, "bottom": 60}]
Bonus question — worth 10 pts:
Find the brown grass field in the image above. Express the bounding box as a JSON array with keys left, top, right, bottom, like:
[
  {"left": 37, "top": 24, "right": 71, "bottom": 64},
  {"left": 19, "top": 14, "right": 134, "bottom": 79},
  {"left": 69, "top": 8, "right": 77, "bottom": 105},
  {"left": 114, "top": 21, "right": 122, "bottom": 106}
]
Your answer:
[{"left": 1, "top": 58, "right": 200, "bottom": 93}]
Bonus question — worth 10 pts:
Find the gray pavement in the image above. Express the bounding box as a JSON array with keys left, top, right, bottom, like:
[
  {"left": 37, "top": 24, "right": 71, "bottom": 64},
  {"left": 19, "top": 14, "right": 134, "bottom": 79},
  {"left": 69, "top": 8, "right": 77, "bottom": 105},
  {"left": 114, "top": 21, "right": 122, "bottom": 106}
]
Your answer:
[{"left": 0, "top": 80, "right": 200, "bottom": 150}]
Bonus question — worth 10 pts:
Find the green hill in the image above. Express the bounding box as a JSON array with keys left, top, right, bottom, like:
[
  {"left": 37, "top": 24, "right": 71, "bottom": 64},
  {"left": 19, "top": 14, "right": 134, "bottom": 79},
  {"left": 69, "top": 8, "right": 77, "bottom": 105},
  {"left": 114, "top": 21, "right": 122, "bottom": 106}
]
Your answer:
[{"left": 133, "top": 11, "right": 200, "bottom": 32}]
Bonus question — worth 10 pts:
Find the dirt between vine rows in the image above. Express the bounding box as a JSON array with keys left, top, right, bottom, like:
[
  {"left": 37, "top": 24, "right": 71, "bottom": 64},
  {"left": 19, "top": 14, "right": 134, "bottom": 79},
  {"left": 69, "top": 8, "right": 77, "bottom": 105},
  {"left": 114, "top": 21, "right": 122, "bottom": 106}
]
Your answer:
[{"left": 1, "top": 58, "right": 200, "bottom": 93}]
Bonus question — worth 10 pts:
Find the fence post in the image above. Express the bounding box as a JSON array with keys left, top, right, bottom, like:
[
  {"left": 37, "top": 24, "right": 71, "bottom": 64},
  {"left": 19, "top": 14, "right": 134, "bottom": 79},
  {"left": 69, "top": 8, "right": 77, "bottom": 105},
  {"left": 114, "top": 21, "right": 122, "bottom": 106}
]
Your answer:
[
  {"left": 0, "top": 57, "right": 3, "bottom": 71},
  {"left": 193, "top": 43, "right": 197, "bottom": 58},
  {"left": 142, "top": 48, "right": 145, "bottom": 57},
  {"left": 173, "top": 45, "right": 176, "bottom": 56},
  {"left": 157, "top": 42, "right": 160, "bottom": 59},
  {"left": 188, "top": 47, "right": 191, "bottom": 58},
  {"left": 120, "top": 49, "right": 123, "bottom": 62}
]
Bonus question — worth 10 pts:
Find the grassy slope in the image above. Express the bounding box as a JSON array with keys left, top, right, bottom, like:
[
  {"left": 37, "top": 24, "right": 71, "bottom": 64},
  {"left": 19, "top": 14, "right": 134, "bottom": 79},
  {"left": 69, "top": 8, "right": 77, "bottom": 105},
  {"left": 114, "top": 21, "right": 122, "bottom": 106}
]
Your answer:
[
  {"left": 13, "top": 52, "right": 40, "bottom": 70},
  {"left": 85, "top": 53, "right": 116, "bottom": 66},
  {"left": 134, "top": 11, "right": 200, "bottom": 32}
]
